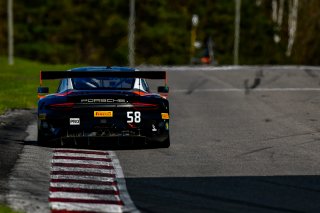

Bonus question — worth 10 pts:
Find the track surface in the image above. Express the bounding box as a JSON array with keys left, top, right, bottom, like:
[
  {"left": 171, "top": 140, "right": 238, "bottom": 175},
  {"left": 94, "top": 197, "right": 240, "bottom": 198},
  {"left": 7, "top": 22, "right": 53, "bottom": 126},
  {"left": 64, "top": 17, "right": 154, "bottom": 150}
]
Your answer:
[
  {"left": 1, "top": 67, "right": 320, "bottom": 212},
  {"left": 118, "top": 67, "right": 320, "bottom": 213}
]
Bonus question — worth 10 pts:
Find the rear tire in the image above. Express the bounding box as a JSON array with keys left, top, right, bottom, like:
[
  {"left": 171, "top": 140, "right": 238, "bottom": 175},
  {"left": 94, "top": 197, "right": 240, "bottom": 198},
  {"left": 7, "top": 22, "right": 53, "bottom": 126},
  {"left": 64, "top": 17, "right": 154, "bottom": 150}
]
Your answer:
[
  {"left": 158, "top": 137, "right": 170, "bottom": 148},
  {"left": 37, "top": 129, "right": 49, "bottom": 147}
]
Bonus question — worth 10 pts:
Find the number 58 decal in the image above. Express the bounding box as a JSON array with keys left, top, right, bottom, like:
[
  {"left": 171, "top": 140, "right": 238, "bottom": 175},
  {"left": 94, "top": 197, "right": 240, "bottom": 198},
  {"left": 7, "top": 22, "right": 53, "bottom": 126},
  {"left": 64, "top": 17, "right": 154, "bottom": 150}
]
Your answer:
[{"left": 127, "top": 111, "right": 141, "bottom": 123}]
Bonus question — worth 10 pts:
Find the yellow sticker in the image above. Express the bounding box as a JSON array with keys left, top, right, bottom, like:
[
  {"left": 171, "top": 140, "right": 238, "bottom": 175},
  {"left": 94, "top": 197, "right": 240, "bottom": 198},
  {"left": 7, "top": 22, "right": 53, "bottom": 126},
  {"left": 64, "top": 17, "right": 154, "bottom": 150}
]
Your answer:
[
  {"left": 165, "top": 122, "right": 169, "bottom": 130},
  {"left": 94, "top": 111, "right": 113, "bottom": 117},
  {"left": 39, "top": 113, "right": 46, "bottom": 120},
  {"left": 161, "top": 113, "right": 169, "bottom": 120}
]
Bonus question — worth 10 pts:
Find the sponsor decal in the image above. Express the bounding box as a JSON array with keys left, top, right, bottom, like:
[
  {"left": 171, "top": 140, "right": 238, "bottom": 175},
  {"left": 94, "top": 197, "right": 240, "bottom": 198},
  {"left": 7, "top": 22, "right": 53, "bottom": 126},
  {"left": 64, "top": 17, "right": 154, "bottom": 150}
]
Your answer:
[
  {"left": 39, "top": 113, "right": 46, "bottom": 120},
  {"left": 81, "top": 99, "right": 126, "bottom": 103},
  {"left": 70, "top": 118, "right": 80, "bottom": 125},
  {"left": 165, "top": 122, "right": 169, "bottom": 130},
  {"left": 152, "top": 124, "right": 157, "bottom": 132},
  {"left": 161, "top": 113, "right": 169, "bottom": 120},
  {"left": 100, "top": 119, "right": 107, "bottom": 124},
  {"left": 94, "top": 111, "right": 113, "bottom": 117}
]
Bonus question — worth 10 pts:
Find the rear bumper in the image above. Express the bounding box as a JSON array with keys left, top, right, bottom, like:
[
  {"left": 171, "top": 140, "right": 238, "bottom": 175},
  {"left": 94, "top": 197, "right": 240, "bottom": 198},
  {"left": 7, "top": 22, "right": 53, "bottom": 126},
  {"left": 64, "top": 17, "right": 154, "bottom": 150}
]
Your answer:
[
  {"left": 38, "top": 106, "right": 170, "bottom": 145},
  {"left": 39, "top": 122, "right": 169, "bottom": 144},
  {"left": 39, "top": 116, "right": 169, "bottom": 138},
  {"left": 60, "top": 135, "right": 147, "bottom": 145}
]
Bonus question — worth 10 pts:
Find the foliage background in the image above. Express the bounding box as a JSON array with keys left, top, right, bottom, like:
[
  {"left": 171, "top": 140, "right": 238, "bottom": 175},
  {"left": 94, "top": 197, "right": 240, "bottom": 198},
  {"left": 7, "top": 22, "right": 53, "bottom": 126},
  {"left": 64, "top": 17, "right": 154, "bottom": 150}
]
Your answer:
[{"left": 0, "top": 0, "right": 317, "bottom": 65}]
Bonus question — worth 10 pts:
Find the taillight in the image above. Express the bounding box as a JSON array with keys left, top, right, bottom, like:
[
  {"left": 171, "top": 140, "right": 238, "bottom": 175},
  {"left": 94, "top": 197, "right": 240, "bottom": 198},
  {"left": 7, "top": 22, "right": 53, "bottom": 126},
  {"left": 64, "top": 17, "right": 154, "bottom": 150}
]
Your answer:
[
  {"left": 131, "top": 102, "right": 158, "bottom": 110},
  {"left": 55, "top": 91, "right": 73, "bottom": 97},
  {"left": 48, "top": 102, "right": 75, "bottom": 110},
  {"left": 131, "top": 102, "right": 158, "bottom": 107}
]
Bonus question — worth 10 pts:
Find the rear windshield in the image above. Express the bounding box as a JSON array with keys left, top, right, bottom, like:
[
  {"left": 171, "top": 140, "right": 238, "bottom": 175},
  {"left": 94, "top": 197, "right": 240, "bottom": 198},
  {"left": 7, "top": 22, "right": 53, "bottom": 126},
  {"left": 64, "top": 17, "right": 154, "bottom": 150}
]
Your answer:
[{"left": 72, "top": 77, "right": 134, "bottom": 90}]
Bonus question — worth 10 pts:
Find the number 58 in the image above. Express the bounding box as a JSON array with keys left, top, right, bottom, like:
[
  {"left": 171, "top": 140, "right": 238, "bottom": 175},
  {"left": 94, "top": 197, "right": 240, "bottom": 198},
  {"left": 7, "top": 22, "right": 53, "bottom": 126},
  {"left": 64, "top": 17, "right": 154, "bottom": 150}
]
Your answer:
[{"left": 127, "top": 111, "right": 141, "bottom": 123}]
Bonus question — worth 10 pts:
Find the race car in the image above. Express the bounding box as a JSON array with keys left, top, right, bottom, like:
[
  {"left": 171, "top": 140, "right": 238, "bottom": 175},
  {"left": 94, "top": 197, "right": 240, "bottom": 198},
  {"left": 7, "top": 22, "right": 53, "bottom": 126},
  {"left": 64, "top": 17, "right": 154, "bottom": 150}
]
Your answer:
[{"left": 37, "top": 66, "right": 170, "bottom": 147}]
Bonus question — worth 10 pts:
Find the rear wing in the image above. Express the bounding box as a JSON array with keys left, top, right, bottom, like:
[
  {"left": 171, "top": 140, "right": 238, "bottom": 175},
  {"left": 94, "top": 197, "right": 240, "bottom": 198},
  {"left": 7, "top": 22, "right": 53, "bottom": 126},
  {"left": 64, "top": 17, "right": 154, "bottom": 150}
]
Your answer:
[
  {"left": 38, "top": 70, "right": 169, "bottom": 98},
  {"left": 40, "top": 70, "right": 167, "bottom": 85}
]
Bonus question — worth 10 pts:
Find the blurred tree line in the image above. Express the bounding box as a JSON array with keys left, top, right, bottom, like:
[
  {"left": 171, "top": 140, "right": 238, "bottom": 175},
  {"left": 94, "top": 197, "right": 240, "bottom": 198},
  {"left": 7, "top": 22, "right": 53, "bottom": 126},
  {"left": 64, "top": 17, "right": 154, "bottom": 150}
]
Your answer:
[{"left": 0, "top": 0, "right": 318, "bottom": 65}]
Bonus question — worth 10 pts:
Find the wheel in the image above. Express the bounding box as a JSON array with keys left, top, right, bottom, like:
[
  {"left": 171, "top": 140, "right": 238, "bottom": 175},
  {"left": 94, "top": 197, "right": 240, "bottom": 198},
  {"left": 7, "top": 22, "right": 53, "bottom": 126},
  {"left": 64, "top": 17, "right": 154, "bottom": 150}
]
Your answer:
[
  {"left": 158, "top": 136, "right": 170, "bottom": 148},
  {"left": 37, "top": 129, "right": 49, "bottom": 147}
]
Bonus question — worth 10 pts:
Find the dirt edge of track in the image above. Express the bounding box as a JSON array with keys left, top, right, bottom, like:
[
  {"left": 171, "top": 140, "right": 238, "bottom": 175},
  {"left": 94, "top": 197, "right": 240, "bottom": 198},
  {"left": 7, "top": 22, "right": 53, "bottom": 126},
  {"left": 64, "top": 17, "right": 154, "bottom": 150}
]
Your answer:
[{"left": 0, "top": 109, "right": 36, "bottom": 203}]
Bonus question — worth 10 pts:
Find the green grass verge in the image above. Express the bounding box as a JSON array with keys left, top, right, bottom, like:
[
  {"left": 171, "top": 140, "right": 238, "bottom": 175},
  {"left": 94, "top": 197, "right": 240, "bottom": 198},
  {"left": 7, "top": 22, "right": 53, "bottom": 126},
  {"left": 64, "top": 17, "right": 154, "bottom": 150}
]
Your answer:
[
  {"left": 0, "top": 57, "right": 83, "bottom": 114},
  {"left": 0, "top": 205, "right": 23, "bottom": 213}
]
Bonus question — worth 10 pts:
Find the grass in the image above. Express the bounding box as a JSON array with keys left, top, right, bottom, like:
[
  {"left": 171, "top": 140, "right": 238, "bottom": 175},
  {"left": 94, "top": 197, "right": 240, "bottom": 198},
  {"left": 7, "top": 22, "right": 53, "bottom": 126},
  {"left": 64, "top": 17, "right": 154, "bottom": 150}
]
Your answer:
[
  {"left": 0, "top": 57, "right": 83, "bottom": 114},
  {"left": 0, "top": 205, "right": 23, "bottom": 213}
]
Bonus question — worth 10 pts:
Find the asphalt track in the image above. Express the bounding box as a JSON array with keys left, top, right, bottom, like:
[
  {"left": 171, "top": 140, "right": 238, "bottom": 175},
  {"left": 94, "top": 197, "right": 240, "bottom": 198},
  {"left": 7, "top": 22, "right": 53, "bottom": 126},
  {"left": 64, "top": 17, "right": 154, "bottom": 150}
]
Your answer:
[{"left": 1, "top": 67, "right": 320, "bottom": 212}]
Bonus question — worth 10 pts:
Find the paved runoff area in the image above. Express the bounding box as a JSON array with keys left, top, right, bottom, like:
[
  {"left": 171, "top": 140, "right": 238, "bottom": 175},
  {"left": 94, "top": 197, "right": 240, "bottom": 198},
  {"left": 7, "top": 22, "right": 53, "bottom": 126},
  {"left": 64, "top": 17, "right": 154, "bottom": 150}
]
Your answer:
[{"left": 2, "top": 66, "right": 320, "bottom": 212}]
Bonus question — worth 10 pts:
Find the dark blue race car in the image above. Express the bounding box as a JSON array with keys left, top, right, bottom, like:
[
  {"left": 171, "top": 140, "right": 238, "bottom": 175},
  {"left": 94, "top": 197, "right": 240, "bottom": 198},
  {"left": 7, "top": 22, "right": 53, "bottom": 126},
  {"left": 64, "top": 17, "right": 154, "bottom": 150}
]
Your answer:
[{"left": 37, "top": 66, "right": 170, "bottom": 147}]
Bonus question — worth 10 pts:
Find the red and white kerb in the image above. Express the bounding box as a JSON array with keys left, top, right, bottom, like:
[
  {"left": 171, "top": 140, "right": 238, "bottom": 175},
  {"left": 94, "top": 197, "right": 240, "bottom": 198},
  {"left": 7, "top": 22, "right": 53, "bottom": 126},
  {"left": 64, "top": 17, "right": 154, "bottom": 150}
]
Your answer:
[{"left": 49, "top": 149, "right": 137, "bottom": 213}]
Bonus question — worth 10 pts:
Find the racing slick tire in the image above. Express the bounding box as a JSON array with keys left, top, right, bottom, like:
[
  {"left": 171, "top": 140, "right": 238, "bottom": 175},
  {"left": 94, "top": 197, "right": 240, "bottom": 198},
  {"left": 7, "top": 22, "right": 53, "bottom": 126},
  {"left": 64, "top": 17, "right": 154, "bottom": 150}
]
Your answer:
[
  {"left": 158, "top": 136, "right": 170, "bottom": 148},
  {"left": 37, "top": 129, "right": 49, "bottom": 147}
]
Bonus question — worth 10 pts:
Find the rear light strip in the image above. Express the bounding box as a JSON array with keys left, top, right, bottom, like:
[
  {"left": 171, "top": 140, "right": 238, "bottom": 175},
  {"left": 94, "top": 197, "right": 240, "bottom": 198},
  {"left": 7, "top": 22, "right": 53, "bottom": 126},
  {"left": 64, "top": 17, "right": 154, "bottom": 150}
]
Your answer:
[
  {"left": 49, "top": 102, "right": 75, "bottom": 108},
  {"left": 55, "top": 91, "right": 74, "bottom": 96},
  {"left": 131, "top": 102, "right": 158, "bottom": 107}
]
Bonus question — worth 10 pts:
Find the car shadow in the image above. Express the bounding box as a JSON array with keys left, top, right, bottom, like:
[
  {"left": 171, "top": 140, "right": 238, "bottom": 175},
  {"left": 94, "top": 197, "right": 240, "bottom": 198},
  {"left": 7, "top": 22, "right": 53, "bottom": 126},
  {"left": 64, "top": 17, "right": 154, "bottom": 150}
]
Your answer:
[
  {"left": 28, "top": 139, "right": 166, "bottom": 150},
  {"left": 125, "top": 175, "right": 320, "bottom": 213}
]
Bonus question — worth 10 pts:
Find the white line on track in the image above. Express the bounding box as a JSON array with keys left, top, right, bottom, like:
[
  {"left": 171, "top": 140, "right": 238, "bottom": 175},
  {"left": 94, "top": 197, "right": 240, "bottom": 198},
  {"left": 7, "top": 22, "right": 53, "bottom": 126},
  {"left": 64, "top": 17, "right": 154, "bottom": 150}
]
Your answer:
[
  {"left": 138, "top": 65, "right": 320, "bottom": 72},
  {"left": 172, "top": 88, "right": 320, "bottom": 93},
  {"left": 50, "top": 202, "right": 123, "bottom": 213},
  {"left": 53, "top": 152, "right": 110, "bottom": 158},
  {"left": 50, "top": 192, "right": 121, "bottom": 201},
  {"left": 50, "top": 182, "right": 117, "bottom": 190},
  {"left": 51, "top": 166, "right": 116, "bottom": 174},
  {"left": 52, "top": 159, "right": 113, "bottom": 165},
  {"left": 50, "top": 175, "right": 115, "bottom": 182},
  {"left": 54, "top": 149, "right": 108, "bottom": 155}
]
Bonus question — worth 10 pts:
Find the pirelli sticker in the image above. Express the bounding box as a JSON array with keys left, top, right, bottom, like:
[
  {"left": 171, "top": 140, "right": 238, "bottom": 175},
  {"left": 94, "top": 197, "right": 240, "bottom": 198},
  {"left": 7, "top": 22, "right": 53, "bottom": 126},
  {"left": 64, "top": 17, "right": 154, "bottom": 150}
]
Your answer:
[
  {"left": 94, "top": 111, "right": 113, "bottom": 117},
  {"left": 161, "top": 113, "right": 169, "bottom": 120},
  {"left": 38, "top": 113, "right": 46, "bottom": 120}
]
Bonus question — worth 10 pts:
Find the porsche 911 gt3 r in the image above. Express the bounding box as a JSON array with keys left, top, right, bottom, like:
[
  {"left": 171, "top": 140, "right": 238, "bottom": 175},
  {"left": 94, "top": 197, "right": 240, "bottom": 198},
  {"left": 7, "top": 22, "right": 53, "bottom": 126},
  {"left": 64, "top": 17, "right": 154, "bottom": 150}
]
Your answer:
[{"left": 37, "top": 66, "right": 170, "bottom": 147}]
